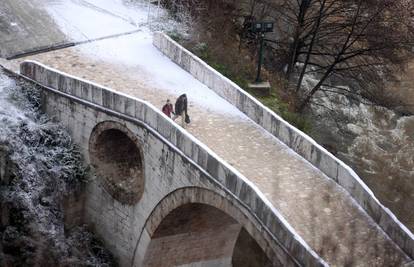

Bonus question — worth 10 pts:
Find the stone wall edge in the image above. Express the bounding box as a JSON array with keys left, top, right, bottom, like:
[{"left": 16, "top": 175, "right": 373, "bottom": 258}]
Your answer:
[{"left": 152, "top": 32, "right": 414, "bottom": 259}]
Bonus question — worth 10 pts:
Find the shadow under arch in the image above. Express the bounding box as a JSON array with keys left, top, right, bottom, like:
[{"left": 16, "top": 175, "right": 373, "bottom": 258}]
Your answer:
[
  {"left": 89, "top": 120, "right": 145, "bottom": 205},
  {"left": 132, "top": 187, "right": 293, "bottom": 267}
]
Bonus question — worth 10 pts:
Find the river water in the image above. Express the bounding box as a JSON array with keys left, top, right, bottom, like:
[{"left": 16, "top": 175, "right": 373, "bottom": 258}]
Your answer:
[
  {"left": 309, "top": 87, "right": 414, "bottom": 231},
  {"left": 0, "top": 69, "right": 115, "bottom": 266}
]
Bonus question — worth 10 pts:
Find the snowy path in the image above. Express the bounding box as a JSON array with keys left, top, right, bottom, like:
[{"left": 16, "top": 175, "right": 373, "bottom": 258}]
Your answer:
[{"left": 1, "top": 0, "right": 412, "bottom": 265}]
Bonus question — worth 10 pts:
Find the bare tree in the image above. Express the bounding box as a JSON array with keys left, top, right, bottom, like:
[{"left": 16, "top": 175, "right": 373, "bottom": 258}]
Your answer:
[
  {"left": 161, "top": 0, "right": 414, "bottom": 113},
  {"left": 274, "top": 0, "right": 414, "bottom": 112}
]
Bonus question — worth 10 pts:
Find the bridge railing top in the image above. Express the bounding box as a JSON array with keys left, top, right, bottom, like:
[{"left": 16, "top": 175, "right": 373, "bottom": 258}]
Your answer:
[
  {"left": 152, "top": 31, "right": 414, "bottom": 260},
  {"left": 19, "top": 60, "right": 327, "bottom": 266}
]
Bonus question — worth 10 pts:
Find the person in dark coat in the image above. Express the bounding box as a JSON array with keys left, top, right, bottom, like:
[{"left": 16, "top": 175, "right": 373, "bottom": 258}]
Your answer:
[
  {"left": 173, "top": 94, "right": 188, "bottom": 127},
  {"left": 162, "top": 99, "right": 174, "bottom": 118}
]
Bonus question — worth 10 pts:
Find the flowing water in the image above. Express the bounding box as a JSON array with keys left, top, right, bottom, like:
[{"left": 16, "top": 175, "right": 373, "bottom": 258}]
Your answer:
[
  {"left": 0, "top": 69, "right": 115, "bottom": 266},
  {"left": 309, "top": 87, "right": 414, "bottom": 231}
]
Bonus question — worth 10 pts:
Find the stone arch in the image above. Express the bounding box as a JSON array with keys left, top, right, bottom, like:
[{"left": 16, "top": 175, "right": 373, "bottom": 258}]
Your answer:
[
  {"left": 133, "top": 187, "right": 288, "bottom": 267},
  {"left": 89, "top": 121, "right": 145, "bottom": 205}
]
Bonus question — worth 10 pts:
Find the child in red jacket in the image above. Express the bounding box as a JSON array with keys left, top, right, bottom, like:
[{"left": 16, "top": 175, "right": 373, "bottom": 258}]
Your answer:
[{"left": 162, "top": 99, "right": 174, "bottom": 118}]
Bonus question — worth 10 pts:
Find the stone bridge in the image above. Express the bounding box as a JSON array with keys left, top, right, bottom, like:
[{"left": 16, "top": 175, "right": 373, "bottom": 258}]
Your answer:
[
  {"left": 19, "top": 61, "right": 322, "bottom": 267},
  {"left": 2, "top": 0, "right": 414, "bottom": 265},
  {"left": 19, "top": 53, "right": 414, "bottom": 267}
]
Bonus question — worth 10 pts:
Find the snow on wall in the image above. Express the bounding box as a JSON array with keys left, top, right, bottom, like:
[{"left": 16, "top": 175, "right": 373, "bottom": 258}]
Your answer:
[
  {"left": 19, "top": 60, "right": 327, "bottom": 267},
  {"left": 152, "top": 32, "right": 414, "bottom": 260}
]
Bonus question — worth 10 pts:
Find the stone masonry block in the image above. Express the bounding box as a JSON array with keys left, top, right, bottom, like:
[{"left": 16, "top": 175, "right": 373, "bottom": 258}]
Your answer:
[
  {"left": 243, "top": 97, "right": 256, "bottom": 118},
  {"left": 71, "top": 78, "right": 82, "bottom": 98},
  {"left": 38, "top": 65, "right": 46, "bottom": 85},
  {"left": 262, "top": 110, "right": 273, "bottom": 134},
  {"left": 170, "top": 43, "right": 181, "bottom": 65},
  {"left": 113, "top": 93, "right": 126, "bottom": 114},
  {"left": 180, "top": 51, "right": 191, "bottom": 72},
  {"left": 61, "top": 76, "right": 72, "bottom": 94},
  {"left": 180, "top": 136, "right": 193, "bottom": 159},
  {"left": 309, "top": 145, "right": 322, "bottom": 167},
  {"left": 238, "top": 182, "right": 253, "bottom": 209},
  {"left": 57, "top": 74, "right": 68, "bottom": 93},
  {"left": 236, "top": 92, "right": 246, "bottom": 112},
  {"left": 337, "top": 165, "right": 358, "bottom": 199},
  {"left": 155, "top": 114, "right": 171, "bottom": 139},
  {"left": 253, "top": 196, "right": 265, "bottom": 221},
  {"left": 196, "top": 147, "right": 208, "bottom": 170},
  {"left": 206, "top": 155, "right": 220, "bottom": 181},
  {"left": 102, "top": 90, "right": 114, "bottom": 109},
  {"left": 268, "top": 214, "right": 288, "bottom": 245},
  {"left": 174, "top": 129, "right": 185, "bottom": 151},
  {"left": 219, "top": 79, "right": 233, "bottom": 103},
  {"left": 144, "top": 108, "right": 158, "bottom": 130},
  {"left": 81, "top": 82, "right": 92, "bottom": 102},
  {"left": 364, "top": 193, "right": 381, "bottom": 223},
  {"left": 215, "top": 164, "right": 227, "bottom": 185},
  {"left": 253, "top": 103, "right": 264, "bottom": 125},
  {"left": 134, "top": 102, "right": 145, "bottom": 121},
  {"left": 19, "top": 62, "right": 31, "bottom": 78},
  {"left": 259, "top": 204, "right": 272, "bottom": 229},
  {"left": 278, "top": 124, "right": 293, "bottom": 147},
  {"left": 189, "top": 59, "right": 202, "bottom": 81},
  {"left": 211, "top": 74, "right": 223, "bottom": 97},
  {"left": 168, "top": 126, "right": 177, "bottom": 148},
  {"left": 291, "top": 135, "right": 312, "bottom": 162},
  {"left": 91, "top": 85, "right": 103, "bottom": 106},
  {"left": 46, "top": 71, "right": 59, "bottom": 89},
  {"left": 379, "top": 212, "right": 414, "bottom": 259},
  {"left": 203, "top": 69, "right": 213, "bottom": 89},
  {"left": 190, "top": 142, "right": 199, "bottom": 162},
  {"left": 125, "top": 98, "right": 136, "bottom": 117},
  {"left": 317, "top": 151, "right": 338, "bottom": 181},
  {"left": 224, "top": 171, "right": 238, "bottom": 195}
]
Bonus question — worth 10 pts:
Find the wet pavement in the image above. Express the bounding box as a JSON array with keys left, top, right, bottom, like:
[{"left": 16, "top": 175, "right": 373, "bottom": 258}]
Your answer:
[
  {"left": 0, "top": 0, "right": 66, "bottom": 58},
  {"left": 0, "top": 0, "right": 148, "bottom": 58},
  {"left": 1, "top": 0, "right": 413, "bottom": 266}
]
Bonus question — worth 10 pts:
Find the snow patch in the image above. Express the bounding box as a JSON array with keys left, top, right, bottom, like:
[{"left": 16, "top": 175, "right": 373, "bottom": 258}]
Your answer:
[{"left": 75, "top": 31, "right": 244, "bottom": 117}]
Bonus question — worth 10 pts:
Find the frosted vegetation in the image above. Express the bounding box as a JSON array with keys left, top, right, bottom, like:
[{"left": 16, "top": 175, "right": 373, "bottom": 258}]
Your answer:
[{"left": 0, "top": 69, "right": 115, "bottom": 266}]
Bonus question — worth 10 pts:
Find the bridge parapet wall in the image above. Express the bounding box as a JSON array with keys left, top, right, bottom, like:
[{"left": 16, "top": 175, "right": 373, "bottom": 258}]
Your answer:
[
  {"left": 20, "top": 60, "right": 326, "bottom": 266},
  {"left": 153, "top": 31, "right": 414, "bottom": 259}
]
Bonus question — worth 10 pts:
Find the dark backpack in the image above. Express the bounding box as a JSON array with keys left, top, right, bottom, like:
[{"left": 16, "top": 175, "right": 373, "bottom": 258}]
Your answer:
[
  {"left": 175, "top": 100, "right": 183, "bottom": 115},
  {"left": 175, "top": 95, "right": 187, "bottom": 115}
]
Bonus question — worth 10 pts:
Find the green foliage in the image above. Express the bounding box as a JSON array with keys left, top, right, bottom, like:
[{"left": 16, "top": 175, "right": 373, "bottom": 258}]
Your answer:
[
  {"left": 193, "top": 42, "right": 209, "bottom": 58},
  {"left": 256, "top": 93, "right": 311, "bottom": 133},
  {"left": 280, "top": 108, "right": 312, "bottom": 133},
  {"left": 167, "top": 30, "right": 184, "bottom": 42}
]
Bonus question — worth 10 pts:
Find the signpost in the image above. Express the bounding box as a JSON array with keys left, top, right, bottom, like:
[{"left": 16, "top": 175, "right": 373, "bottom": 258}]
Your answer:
[
  {"left": 248, "top": 21, "right": 274, "bottom": 95},
  {"left": 251, "top": 22, "right": 274, "bottom": 83}
]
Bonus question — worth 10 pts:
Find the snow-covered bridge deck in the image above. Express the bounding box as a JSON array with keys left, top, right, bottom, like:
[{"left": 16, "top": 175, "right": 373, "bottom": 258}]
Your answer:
[{"left": 1, "top": 0, "right": 414, "bottom": 265}]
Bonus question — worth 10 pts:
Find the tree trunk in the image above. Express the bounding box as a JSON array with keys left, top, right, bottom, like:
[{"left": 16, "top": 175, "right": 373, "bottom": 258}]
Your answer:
[
  {"left": 285, "top": 0, "right": 310, "bottom": 85},
  {"left": 296, "top": 63, "right": 335, "bottom": 112},
  {"left": 295, "top": 0, "right": 326, "bottom": 92}
]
